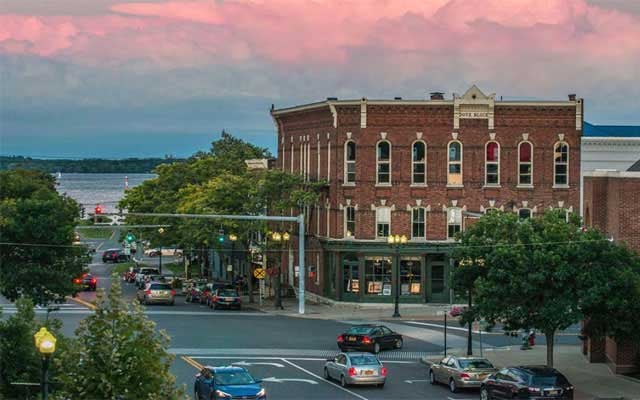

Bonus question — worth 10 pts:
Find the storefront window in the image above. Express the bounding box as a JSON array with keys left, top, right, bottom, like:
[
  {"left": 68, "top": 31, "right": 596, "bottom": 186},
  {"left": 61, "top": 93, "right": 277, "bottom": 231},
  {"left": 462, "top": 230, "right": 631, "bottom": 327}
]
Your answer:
[
  {"left": 342, "top": 254, "right": 359, "bottom": 294},
  {"left": 400, "top": 257, "right": 421, "bottom": 296},
  {"left": 365, "top": 257, "right": 392, "bottom": 296}
]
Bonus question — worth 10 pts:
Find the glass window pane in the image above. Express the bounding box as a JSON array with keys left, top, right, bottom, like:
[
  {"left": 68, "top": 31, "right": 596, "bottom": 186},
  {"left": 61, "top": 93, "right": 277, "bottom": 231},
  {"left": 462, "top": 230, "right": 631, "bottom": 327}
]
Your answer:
[
  {"left": 377, "top": 223, "right": 389, "bottom": 237},
  {"left": 449, "top": 142, "right": 461, "bottom": 161},
  {"left": 413, "top": 142, "right": 425, "bottom": 162},
  {"left": 519, "top": 142, "right": 531, "bottom": 162},
  {"left": 449, "top": 164, "right": 461, "bottom": 174},
  {"left": 486, "top": 142, "right": 499, "bottom": 162},
  {"left": 343, "top": 261, "right": 359, "bottom": 294},
  {"left": 378, "top": 142, "right": 390, "bottom": 161},
  {"left": 519, "top": 209, "right": 531, "bottom": 219},
  {"left": 400, "top": 259, "right": 421, "bottom": 295},
  {"left": 555, "top": 143, "right": 568, "bottom": 162},
  {"left": 365, "top": 258, "right": 392, "bottom": 295},
  {"left": 347, "top": 142, "right": 356, "bottom": 161}
]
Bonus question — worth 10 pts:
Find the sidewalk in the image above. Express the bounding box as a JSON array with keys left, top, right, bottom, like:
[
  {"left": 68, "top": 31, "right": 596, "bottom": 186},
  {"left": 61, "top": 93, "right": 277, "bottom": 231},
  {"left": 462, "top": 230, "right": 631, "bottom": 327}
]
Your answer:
[{"left": 420, "top": 345, "right": 640, "bottom": 400}]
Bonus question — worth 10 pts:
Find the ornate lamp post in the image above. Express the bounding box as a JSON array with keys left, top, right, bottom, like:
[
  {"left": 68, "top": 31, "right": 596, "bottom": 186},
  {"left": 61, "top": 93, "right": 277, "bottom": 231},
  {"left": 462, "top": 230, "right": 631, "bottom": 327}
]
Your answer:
[
  {"left": 388, "top": 234, "right": 408, "bottom": 318},
  {"left": 157, "top": 227, "right": 165, "bottom": 274},
  {"left": 229, "top": 233, "right": 238, "bottom": 282},
  {"left": 34, "top": 327, "right": 56, "bottom": 400},
  {"left": 271, "top": 231, "right": 290, "bottom": 310}
]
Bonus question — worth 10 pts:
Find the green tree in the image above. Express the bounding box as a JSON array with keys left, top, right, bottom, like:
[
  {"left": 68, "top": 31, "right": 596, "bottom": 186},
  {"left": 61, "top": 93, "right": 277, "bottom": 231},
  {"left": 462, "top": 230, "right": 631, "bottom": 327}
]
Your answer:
[
  {"left": 0, "top": 298, "right": 67, "bottom": 399},
  {"left": 0, "top": 170, "right": 86, "bottom": 306},
  {"left": 452, "top": 210, "right": 640, "bottom": 367},
  {"left": 53, "top": 276, "right": 184, "bottom": 400}
]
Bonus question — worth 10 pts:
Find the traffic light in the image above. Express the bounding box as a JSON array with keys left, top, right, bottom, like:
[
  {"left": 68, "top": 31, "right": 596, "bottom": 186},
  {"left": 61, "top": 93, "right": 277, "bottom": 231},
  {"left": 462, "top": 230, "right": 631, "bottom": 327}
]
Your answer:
[
  {"left": 125, "top": 232, "right": 135, "bottom": 243},
  {"left": 94, "top": 205, "right": 102, "bottom": 214},
  {"left": 218, "top": 229, "right": 225, "bottom": 243}
]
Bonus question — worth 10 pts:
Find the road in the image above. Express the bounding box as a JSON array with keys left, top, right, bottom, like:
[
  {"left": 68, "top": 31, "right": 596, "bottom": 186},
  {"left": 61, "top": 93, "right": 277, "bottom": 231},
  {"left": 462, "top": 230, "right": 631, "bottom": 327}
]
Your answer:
[{"left": 0, "top": 235, "right": 582, "bottom": 399}]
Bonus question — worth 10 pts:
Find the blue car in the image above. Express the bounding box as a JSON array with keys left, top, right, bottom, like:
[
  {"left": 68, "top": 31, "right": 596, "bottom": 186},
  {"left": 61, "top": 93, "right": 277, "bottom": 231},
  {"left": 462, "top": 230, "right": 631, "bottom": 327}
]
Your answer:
[{"left": 194, "top": 366, "right": 266, "bottom": 400}]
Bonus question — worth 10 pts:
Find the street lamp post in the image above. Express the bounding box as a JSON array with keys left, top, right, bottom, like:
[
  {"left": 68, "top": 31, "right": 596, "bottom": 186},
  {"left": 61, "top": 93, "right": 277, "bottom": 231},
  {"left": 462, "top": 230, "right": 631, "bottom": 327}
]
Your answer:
[
  {"left": 157, "top": 227, "right": 165, "bottom": 274},
  {"left": 388, "top": 234, "right": 408, "bottom": 318},
  {"left": 34, "top": 327, "right": 56, "bottom": 400},
  {"left": 229, "top": 233, "right": 238, "bottom": 283},
  {"left": 271, "top": 231, "right": 289, "bottom": 310}
]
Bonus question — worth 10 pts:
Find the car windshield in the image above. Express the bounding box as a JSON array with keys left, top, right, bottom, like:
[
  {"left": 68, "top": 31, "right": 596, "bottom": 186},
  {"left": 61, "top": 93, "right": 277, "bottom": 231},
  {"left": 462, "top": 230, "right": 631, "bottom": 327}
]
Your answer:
[
  {"left": 346, "top": 326, "right": 374, "bottom": 335},
  {"left": 214, "top": 371, "right": 256, "bottom": 386},
  {"left": 150, "top": 284, "right": 172, "bottom": 290},
  {"left": 530, "top": 375, "right": 567, "bottom": 386},
  {"left": 219, "top": 290, "right": 238, "bottom": 297},
  {"left": 349, "top": 355, "right": 380, "bottom": 366},
  {"left": 459, "top": 359, "right": 494, "bottom": 369}
]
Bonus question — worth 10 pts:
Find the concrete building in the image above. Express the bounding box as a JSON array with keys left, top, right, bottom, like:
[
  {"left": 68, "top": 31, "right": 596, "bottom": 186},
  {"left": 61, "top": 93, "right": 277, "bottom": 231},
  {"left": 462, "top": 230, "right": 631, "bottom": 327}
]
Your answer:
[{"left": 271, "top": 85, "right": 583, "bottom": 303}]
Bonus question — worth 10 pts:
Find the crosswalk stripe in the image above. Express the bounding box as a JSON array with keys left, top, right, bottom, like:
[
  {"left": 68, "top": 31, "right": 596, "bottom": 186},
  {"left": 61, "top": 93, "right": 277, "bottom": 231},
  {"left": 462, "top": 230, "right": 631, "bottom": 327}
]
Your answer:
[{"left": 169, "top": 348, "right": 443, "bottom": 360}]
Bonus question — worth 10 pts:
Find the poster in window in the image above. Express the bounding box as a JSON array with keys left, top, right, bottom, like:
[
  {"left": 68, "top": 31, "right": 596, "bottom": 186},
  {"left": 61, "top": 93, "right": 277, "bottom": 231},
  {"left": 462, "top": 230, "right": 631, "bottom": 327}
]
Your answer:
[
  {"left": 367, "top": 281, "right": 382, "bottom": 294},
  {"left": 401, "top": 283, "right": 410, "bottom": 295},
  {"left": 410, "top": 283, "right": 421, "bottom": 294},
  {"left": 382, "top": 283, "right": 392, "bottom": 296},
  {"left": 349, "top": 279, "right": 360, "bottom": 293}
]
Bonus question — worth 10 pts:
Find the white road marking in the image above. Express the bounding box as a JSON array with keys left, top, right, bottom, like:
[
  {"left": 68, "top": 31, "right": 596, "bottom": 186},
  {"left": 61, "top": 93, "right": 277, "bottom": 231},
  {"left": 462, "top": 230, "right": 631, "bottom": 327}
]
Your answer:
[
  {"left": 405, "top": 321, "right": 482, "bottom": 334},
  {"left": 262, "top": 377, "right": 318, "bottom": 384},
  {"left": 190, "top": 356, "right": 415, "bottom": 364},
  {"left": 232, "top": 361, "right": 284, "bottom": 368},
  {"left": 404, "top": 379, "right": 430, "bottom": 383},
  {"left": 280, "top": 358, "right": 369, "bottom": 400}
]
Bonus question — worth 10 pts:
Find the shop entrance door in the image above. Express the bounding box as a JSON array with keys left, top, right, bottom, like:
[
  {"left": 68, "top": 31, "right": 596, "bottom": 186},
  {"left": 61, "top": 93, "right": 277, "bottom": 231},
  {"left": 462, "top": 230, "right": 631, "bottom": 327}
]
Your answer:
[{"left": 427, "top": 254, "right": 447, "bottom": 303}]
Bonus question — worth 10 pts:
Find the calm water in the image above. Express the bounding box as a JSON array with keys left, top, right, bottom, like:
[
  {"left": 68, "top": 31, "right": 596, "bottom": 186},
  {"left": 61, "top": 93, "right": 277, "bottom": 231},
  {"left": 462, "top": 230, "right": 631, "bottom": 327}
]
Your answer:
[{"left": 55, "top": 173, "right": 154, "bottom": 213}]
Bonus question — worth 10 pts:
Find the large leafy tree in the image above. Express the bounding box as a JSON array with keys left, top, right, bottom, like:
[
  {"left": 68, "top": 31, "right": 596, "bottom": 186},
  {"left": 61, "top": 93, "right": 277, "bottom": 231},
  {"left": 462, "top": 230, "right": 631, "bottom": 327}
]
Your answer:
[
  {"left": 452, "top": 210, "right": 640, "bottom": 367},
  {"left": 0, "top": 170, "right": 86, "bottom": 305},
  {"left": 53, "top": 277, "right": 184, "bottom": 400}
]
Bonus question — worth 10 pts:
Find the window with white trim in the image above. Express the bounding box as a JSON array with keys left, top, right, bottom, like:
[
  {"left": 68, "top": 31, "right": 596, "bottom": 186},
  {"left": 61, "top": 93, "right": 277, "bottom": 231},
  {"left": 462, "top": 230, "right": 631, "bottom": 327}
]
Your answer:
[
  {"left": 344, "top": 206, "right": 355, "bottom": 237},
  {"left": 412, "top": 141, "right": 426, "bottom": 184},
  {"left": 447, "top": 141, "right": 462, "bottom": 185},
  {"left": 518, "top": 141, "right": 533, "bottom": 186},
  {"left": 376, "top": 141, "right": 391, "bottom": 184},
  {"left": 412, "top": 208, "right": 425, "bottom": 239},
  {"left": 554, "top": 142, "right": 569, "bottom": 186},
  {"left": 344, "top": 141, "right": 356, "bottom": 183},
  {"left": 518, "top": 208, "right": 532, "bottom": 219},
  {"left": 376, "top": 207, "right": 390, "bottom": 238},
  {"left": 447, "top": 208, "right": 462, "bottom": 239},
  {"left": 485, "top": 141, "right": 500, "bottom": 185}
]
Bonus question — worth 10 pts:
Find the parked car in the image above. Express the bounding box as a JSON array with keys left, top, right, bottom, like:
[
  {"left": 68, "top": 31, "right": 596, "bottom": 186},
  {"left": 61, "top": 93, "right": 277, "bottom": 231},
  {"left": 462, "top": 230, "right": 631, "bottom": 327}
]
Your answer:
[
  {"left": 323, "top": 352, "right": 386, "bottom": 388},
  {"left": 337, "top": 324, "right": 403, "bottom": 354},
  {"left": 136, "top": 282, "right": 176, "bottom": 305},
  {"left": 429, "top": 356, "right": 497, "bottom": 393},
  {"left": 194, "top": 366, "right": 266, "bottom": 400},
  {"left": 145, "top": 248, "right": 183, "bottom": 257},
  {"left": 209, "top": 288, "right": 242, "bottom": 310},
  {"left": 135, "top": 267, "right": 160, "bottom": 288},
  {"left": 480, "top": 366, "right": 574, "bottom": 400},
  {"left": 73, "top": 273, "right": 97, "bottom": 292},
  {"left": 102, "top": 248, "right": 129, "bottom": 263}
]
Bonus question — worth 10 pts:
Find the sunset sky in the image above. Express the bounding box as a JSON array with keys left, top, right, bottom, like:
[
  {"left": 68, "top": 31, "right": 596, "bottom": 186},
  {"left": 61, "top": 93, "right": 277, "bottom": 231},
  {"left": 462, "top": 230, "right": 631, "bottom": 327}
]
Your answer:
[{"left": 1, "top": 0, "right": 639, "bottom": 158}]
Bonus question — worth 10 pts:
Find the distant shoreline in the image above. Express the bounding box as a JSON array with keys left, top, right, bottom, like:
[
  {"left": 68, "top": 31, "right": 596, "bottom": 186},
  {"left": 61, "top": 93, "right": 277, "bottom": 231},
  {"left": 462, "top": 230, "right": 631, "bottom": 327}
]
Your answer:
[{"left": 0, "top": 156, "right": 184, "bottom": 174}]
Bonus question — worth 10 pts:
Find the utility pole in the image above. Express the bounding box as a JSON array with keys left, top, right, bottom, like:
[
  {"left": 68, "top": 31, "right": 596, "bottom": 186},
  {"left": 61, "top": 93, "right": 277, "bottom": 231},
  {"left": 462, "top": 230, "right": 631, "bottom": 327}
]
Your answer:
[{"left": 467, "top": 290, "right": 473, "bottom": 356}]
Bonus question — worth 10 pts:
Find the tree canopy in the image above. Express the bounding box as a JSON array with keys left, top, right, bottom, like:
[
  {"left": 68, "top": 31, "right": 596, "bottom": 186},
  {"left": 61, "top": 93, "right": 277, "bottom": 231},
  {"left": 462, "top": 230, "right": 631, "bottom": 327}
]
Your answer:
[
  {"left": 451, "top": 210, "right": 640, "bottom": 367},
  {"left": 0, "top": 169, "right": 86, "bottom": 305}
]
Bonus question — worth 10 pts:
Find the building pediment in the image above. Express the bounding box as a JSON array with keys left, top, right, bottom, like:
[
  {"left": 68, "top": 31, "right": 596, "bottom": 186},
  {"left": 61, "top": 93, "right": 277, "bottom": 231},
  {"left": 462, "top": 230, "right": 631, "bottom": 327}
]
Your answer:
[{"left": 453, "top": 85, "right": 495, "bottom": 130}]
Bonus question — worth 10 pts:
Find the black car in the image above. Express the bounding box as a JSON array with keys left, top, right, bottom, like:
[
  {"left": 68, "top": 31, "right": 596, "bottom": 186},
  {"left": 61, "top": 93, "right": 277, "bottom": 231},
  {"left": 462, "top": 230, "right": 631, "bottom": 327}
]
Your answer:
[
  {"left": 73, "top": 273, "right": 97, "bottom": 291},
  {"left": 481, "top": 366, "right": 574, "bottom": 400},
  {"left": 102, "top": 249, "right": 129, "bottom": 263},
  {"left": 337, "top": 324, "right": 403, "bottom": 354}
]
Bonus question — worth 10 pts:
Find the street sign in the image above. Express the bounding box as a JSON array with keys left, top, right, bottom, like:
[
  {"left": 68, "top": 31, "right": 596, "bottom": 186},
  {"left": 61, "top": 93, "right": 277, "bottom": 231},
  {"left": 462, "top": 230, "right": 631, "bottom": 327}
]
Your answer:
[{"left": 254, "top": 268, "right": 266, "bottom": 280}]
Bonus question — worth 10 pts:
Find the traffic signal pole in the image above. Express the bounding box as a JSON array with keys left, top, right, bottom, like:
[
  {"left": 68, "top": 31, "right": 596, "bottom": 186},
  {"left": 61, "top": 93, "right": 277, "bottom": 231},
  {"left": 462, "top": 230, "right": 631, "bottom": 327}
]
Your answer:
[{"left": 119, "top": 212, "right": 306, "bottom": 315}]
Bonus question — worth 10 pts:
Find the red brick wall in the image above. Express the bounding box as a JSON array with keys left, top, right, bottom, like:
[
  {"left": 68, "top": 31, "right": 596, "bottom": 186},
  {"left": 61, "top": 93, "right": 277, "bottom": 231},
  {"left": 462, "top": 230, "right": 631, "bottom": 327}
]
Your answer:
[{"left": 275, "top": 101, "right": 581, "bottom": 241}]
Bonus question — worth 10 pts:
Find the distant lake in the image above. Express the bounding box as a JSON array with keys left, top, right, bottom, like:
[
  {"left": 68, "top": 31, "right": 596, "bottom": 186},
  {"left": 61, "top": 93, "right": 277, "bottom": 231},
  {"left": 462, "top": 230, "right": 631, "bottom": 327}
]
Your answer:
[{"left": 55, "top": 173, "right": 154, "bottom": 213}]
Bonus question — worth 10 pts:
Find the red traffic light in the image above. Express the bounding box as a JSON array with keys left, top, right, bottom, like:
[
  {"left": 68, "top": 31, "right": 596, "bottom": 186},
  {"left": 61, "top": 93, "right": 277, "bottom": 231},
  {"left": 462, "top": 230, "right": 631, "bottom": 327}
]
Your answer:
[{"left": 94, "top": 205, "right": 102, "bottom": 214}]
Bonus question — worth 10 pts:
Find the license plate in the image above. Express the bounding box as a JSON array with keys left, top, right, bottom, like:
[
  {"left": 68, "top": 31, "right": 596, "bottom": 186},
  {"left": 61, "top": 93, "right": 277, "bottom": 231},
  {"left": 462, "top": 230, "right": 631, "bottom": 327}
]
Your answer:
[
  {"left": 364, "top": 370, "right": 374, "bottom": 375},
  {"left": 348, "top": 336, "right": 356, "bottom": 341},
  {"left": 546, "top": 390, "right": 559, "bottom": 396},
  {"left": 225, "top": 297, "right": 234, "bottom": 301}
]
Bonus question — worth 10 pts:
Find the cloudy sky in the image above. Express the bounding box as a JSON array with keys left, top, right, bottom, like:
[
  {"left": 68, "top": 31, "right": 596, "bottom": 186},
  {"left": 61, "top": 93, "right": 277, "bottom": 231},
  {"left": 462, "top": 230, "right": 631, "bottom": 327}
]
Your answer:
[{"left": 1, "top": 0, "right": 639, "bottom": 158}]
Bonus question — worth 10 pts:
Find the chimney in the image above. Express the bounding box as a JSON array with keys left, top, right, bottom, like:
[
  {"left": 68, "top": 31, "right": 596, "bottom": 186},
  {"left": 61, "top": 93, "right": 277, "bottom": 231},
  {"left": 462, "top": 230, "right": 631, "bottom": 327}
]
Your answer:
[
  {"left": 430, "top": 92, "right": 444, "bottom": 100},
  {"left": 394, "top": 97, "right": 402, "bottom": 100},
  {"left": 568, "top": 94, "right": 576, "bottom": 101},
  {"left": 326, "top": 97, "right": 338, "bottom": 101}
]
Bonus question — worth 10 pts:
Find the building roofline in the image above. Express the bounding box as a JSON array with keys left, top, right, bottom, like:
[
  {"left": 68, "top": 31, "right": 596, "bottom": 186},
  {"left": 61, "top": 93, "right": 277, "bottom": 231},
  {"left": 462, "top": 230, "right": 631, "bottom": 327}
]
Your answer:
[{"left": 584, "top": 170, "right": 640, "bottom": 178}]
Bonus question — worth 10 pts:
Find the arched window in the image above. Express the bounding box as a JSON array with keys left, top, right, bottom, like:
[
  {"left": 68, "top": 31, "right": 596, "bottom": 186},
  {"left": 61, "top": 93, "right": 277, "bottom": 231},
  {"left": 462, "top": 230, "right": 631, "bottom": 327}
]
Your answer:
[
  {"left": 485, "top": 141, "right": 500, "bottom": 185},
  {"left": 412, "top": 207, "right": 426, "bottom": 239},
  {"left": 518, "top": 141, "right": 533, "bottom": 186},
  {"left": 554, "top": 142, "right": 569, "bottom": 186},
  {"left": 412, "top": 141, "right": 426, "bottom": 185},
  {"left": 376, "top": 141, "right": 391, "bottom": 184},
  {"left": 344, "top": 141, "right": 356, "bottom": 183},
  {"left": 518, "top": 208, "right": 532, "bottom": 219},
  {"left": 447, "top": 141, "right": 463, "bottom": 186}
]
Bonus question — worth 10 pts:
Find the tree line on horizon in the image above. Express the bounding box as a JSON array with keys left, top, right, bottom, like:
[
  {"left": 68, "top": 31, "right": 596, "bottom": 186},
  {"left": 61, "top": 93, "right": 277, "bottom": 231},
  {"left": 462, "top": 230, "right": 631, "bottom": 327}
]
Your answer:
[{"left": 0, "top": 155, "right": 184, "bottom": 174}]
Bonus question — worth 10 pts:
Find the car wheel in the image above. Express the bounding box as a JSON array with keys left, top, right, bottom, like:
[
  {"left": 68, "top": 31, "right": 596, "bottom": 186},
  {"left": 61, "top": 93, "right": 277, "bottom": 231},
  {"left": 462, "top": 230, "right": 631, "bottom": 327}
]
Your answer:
[
  {"left": 480, "top": 386, "right": 491, "bottom": 400},
  {"left": 340, "top": 375, "right": 348, "bottom": 388},
  {"left": 373, "top": 343, "right": 381, "bottom": 354},
  {"left": 429, "top": 370, "right": 436, "bottom": 385},
  {"left": 449, "top": 378, "right": 457, "bottom": 393},
  {"left": 377, "top": 382, "right": 385, "bottom": 389},
  {"left": 170, "top": 300, "right": 175, "bottom": 306},
  {"left": 395, "top": 338, "right": 403, "bottom": 349},
  {"left": 323, "top": 368, "right": 330, "bottom": 380}
]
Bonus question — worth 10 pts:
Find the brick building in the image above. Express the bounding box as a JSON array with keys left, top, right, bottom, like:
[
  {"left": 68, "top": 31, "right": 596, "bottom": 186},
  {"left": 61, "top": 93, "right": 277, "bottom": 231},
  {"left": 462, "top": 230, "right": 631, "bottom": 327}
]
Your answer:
[{"left": 271, "top": 85, "right": 583, "bottom": 303}]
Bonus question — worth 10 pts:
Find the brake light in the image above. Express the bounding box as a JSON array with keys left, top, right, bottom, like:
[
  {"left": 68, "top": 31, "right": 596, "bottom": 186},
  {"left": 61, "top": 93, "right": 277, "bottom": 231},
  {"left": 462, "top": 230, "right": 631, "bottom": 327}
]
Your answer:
[
  {"left": 74, "top": 279, "right": 81, "bottom": 284},
  {"left": 171, "top": 290, "right": 176, "bottom": 296},
  {"left": 90, "top": 278, "right": 97, "bottom": 284},
  {"left": 337, "top": 335, "right": 344, "bottom": 343},
  {"left": 362, "top": 336, "right": 372, "bottom": 344},
  {"left": 213, "top": 296, "right": 219, "bottom": 302},
  {"left": 348, "top": 367, "right": 357, "bottom": 376},
  {"left": 460, "top": 373, "right": 470, "bottom": 380},
  {"left": 381, "top": 367, "right": 387, "bottom": 376},
  {"left": 144, "top": 290, "right": 151, "bottom": 295}
]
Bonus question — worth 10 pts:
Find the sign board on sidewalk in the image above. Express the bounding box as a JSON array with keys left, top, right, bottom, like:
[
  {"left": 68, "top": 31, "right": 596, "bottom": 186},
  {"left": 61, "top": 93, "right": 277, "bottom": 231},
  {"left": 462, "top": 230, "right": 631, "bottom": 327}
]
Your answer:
[
  {"left": 254, "top": 268, "right": 266, "bottom": 280},
  {"left": 226, "top": 265, "right": 233, "bottom": 272}
]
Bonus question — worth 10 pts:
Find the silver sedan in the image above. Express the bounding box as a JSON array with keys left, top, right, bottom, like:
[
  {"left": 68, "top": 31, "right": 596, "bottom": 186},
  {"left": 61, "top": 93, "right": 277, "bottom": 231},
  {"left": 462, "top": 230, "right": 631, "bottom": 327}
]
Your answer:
[{"left": 323, "top": 352, "right": 386, "bottom": 388}]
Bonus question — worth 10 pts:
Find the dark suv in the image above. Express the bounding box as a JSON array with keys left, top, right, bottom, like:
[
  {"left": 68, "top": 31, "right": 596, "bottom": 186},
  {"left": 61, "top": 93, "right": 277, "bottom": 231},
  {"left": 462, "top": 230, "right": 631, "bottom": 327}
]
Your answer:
[
  {"left": 102, "top": 249, "right": 129, "bottom": 263},
  {"left": 481, "top": 366, "right": 573, "bottom": 400}
]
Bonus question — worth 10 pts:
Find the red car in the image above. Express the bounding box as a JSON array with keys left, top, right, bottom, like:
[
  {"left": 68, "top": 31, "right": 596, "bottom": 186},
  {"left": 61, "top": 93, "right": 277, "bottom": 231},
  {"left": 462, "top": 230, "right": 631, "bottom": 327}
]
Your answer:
[
  {"left": 73, "top": 273, "right": 97, "bottom": 292},
  {"left": 186, "top": 282, "right": 212, "bottom": 303}
]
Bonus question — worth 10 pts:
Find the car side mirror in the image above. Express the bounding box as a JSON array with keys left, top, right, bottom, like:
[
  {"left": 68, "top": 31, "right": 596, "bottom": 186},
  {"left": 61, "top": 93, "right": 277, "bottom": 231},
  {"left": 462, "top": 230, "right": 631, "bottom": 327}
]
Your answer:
[{"left": 254, "top": 379, "right": 262, "bottom": 384}]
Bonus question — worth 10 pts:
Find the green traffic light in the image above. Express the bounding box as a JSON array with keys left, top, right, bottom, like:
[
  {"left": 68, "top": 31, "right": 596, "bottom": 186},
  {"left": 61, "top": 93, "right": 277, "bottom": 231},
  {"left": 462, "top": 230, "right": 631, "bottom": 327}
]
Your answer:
[
  {"left": 218, "top": 236, "right": 225, "bottom": 243},
  {"left": 126, "top": 233, "right": 135, "bottom": 243}
]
